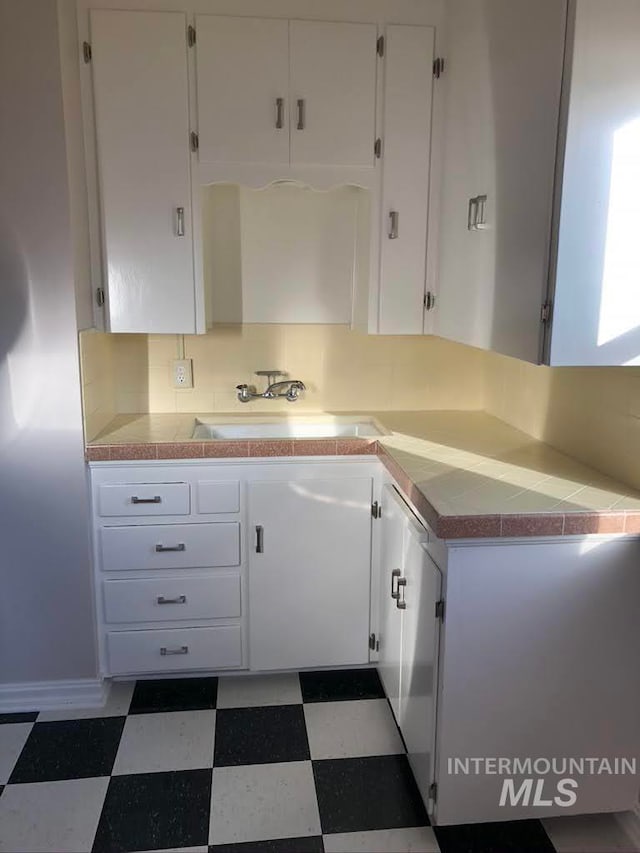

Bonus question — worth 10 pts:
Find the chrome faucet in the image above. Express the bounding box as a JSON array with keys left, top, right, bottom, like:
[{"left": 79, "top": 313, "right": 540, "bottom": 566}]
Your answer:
[{"left": 236, "top": 371, "right": 306, "bottom": 403}]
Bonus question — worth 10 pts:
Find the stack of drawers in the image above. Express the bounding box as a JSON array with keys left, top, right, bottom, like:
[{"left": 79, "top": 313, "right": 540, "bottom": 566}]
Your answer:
[{"left": 94, "top": 475, "right": 244, "bottom": 676}]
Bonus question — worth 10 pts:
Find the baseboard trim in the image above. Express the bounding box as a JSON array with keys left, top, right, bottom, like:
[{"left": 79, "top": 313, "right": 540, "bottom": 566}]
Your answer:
[
  {"left": 0, "top": 679, "right": 107, "bottom": 713},
  {"left": 615, "top": 807, "right": 640, "bottom": 850}
]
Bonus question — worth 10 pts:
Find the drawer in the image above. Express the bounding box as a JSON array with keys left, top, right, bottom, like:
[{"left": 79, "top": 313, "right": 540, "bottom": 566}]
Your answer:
[
  {"left": 197, "top": 481, "right": 240, "bottom": 514},
  {"left": 103, "top": 573, "right": 241, "bottom": 623},
  {"left": 106, "top": 625, "right": 242, "bottom": 675},
  {"left": 98, "top": 483, "right": 190, "bottom": 517},
  {"left": 100, "top": 523, "right": 240, "bottom": 571}
]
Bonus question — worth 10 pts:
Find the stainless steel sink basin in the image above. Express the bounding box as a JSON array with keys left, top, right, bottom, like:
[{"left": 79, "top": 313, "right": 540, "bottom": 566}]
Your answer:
[{"left": 192, "top": 418, "right": 383, "bottom": 440}]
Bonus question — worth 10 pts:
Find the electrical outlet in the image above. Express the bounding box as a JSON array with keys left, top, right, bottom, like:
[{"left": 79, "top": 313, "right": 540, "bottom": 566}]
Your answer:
[{"left": 172, "top": 358, "right": 193, "bottom": 389}]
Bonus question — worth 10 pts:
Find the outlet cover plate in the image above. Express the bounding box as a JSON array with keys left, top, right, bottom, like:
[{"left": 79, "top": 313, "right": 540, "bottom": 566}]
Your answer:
[{"left": 172, "top": 358, "right": 193, "bottom": 389}]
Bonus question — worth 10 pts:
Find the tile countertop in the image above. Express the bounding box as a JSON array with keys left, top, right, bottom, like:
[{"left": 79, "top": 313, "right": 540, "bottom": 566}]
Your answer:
[{"left": 86, "top": 411, "right": 640, "bottom": 539}]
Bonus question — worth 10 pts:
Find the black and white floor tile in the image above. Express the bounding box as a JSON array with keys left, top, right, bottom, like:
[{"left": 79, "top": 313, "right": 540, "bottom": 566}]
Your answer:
[{"left": 0, "top": 671, "right": 636, "bottom": 853}]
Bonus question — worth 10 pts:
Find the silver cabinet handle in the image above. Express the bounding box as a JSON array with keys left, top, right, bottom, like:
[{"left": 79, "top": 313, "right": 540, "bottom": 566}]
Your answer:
[
  {"left": 388, "top": 211, "right": 399, "bottom": 239},
  {"left": 275, "top": 97, "right": 284, "bottom": 129},
  {"left": 396, "top": 577, "right": 407, "bottom": 610},
  {"left": 468, "top": 195, "right": 488, "bottom": 231},
  {"left": 157, "top": 595, "right": 187, "bottom": 605},
  {"left": 176, "top": 206, "right": 185, "bottom": 237},
  {"left": 256, "top": 525, "right": 264, "bottom": 554},
  {"left": 160, "top": 645, "right": 189, "bottom": 656},
  {"left": 475, "top": 194, "right": 488, "bottom": 230},
  {"left": 297, "top": 98, "right": 305, "bottom": 130},
  {"left": 467, "top": 197, "right": 477, "bottom": 231},
  {"left": 391, "top": 568, "right": 401, "bottom": 600},
  {"left": 155, "top": 543, "right": 186, "bottom": 553},
  {"left": 131, "top": 495, "right": 161, "bottom": 505}
]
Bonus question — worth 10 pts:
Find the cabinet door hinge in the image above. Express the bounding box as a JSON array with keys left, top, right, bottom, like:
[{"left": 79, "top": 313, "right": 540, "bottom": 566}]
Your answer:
[
  {"left": 429, "top": 782, "right": 438, "bottom": 802},
  {"left": 374, "top": 137, "right": 382, "bottom": 159},
  {"left": 95, "top": 287, "right": 105, "bottom": 308},
  {"left": 424, "top": 291, "right": 436, "bottom": 311},
  {"left": 82, "top": 41, "right": 92, "bottom": 63},
  {"left": 435, "top": 599, "right": 445, "bottom": 621},
  {"left": 369, "top": 632, "right": 380, "bottom": 651},
  {"left": 433, "top": 57, "right": 445, "bottom": 78},
  {"left": 541, "top": 300, "right": 552, "bottom": 323},
  {"left": 371, "top": 501, "right": 382, "bottom": 519},
  {"left": 376, "top": 36, "right": 385, "bottom": 57},
  {"left": 187, "top": 25, "right": 196, "bottom": 47},
  {"left": 190, "top": 131, "right": 199, "bottom": 152}
]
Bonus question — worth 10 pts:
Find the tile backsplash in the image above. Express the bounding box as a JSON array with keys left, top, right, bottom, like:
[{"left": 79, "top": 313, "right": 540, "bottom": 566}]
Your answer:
[
  {"left": 80, "top": 325, "right": 486, "bottom": 439},
  {"left": 79, "top": 326, "right": 640, "bottom": 491},
  {"left": 484, "top": 350, "right": 640, "bottom": 491}
]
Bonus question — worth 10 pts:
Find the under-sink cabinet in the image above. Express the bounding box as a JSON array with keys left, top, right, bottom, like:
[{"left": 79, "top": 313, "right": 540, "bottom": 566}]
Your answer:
[{"left": 89, "top": 459, "right": 381, "bottom": 678}]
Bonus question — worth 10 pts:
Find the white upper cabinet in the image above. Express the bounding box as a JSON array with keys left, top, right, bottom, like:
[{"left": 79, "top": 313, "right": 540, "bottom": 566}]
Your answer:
[
  {"left": 378, "top": 25, "right": 435, "bottom": 334},
  {"left": 436, "top": 0, "right": 566, "bottom": 363},
  {"left": 90, "top": 10, "right": 200, "bottom": 334},
  {"left": 195, "top": 17, "right": 289, "bottom": 165},
  {"left": 549, "top": 0, "right": 640, "bottom": 366},
  {"left": 289, "top": 21, "right": 376, "bottom": 168},
  {"left": 195, "top": 17, "right": 376, "bottom": 168}
]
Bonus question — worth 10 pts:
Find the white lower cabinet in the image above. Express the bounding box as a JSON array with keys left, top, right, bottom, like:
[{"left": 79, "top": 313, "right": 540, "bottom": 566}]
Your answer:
[
  {"left": 247, "top": 476, "right": 373, "bottom": 671},
  {"left": 90, "top": 461, "right": 378, "bottom": 678},
  {"left": 378, "top": 485, "right": 442, "bottom": 806}
]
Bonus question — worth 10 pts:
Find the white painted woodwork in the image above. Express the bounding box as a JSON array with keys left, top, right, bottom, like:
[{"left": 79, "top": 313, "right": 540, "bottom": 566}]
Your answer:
[
  {"left": 550, "top": 0, "right": 640, "bottom": 366},
  {"left": 289, "top": 21, "right": 377, "bottom": 167},
  {"left": 107, "top": 625, "right": 242, "bottom": 675},
  {"left": 377, "top": 484, "right": 406, "bottom": 720},
  {"left": 400, "top": 535, "right": 441, "bottom": 807},
  {"left": 89, "top": 10, "right": 197, "bottom": 333},
  {"left": 434, "top": 537, "right": 640, "bottom": 825},
  {"left": 100, "top": 522, "right": 240, "bottom": 571},
  {"left": 103, "top": 573, "right": 241, "bottom": 623},
  {"left": 196, "top": 480, "right": 240, "bottom": 514},
  {"left": 195, "top": 16, "right": 290, "bottom": 165},
  {"left": 97, "top": 482, "right": 190, "bottom": 517},
  {"left": 378, "top": 483, "right": 441, "bottom": 806},
  {"left": 378, "top": 26, "right": 435, "bottom": 334},
  {"left": 248, "top": 477, "right": 373, "bottom": 671},
  {"left": 436, "top": 0, "right": 566, "bottom": 361}
]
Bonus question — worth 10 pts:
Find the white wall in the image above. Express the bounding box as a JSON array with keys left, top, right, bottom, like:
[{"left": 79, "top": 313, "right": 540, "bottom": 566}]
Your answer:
[{"left": 0, "top": 0, "right": 97, "bottom": 683}]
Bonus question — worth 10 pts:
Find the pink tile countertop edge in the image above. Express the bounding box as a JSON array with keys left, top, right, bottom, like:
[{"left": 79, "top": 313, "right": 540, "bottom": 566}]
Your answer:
[{"left": 85, "top": 438, "right": 640, "bottom": 539}]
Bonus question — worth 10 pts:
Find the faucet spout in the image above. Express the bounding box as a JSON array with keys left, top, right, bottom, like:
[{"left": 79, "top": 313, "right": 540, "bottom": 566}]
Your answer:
[{"left": 235, "top": 373, "right": 306, "bottom": 403}]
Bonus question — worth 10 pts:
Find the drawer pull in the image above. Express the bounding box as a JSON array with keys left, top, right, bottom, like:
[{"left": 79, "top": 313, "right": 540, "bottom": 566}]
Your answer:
[
  {"left": 160, "top": 645, "right": 189, "bottom": 656},
  {"left": 155, "top": 543, "right": 186, "bottom": 553},
  {"left": 131, "top": 495, "right": 162, "bottom": 504},
  {"left": 157, "top": 595, "right": 187, "bottom": 605},
  {"left": 255, "top": 525, "right": 264, "bottom": 554}
]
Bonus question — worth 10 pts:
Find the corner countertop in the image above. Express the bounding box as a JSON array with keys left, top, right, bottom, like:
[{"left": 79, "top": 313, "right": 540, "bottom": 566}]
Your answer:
[{"left": 86, "top": 411, "right": 640, "bottom": 539}]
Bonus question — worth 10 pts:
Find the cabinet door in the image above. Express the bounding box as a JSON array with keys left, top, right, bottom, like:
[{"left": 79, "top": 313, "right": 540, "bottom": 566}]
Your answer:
[
  {"left": 248, "top": 478, "right": 372, "bottom": 671},
  {"left": 400, "top": 532, "right": 442, "bottom": 807},
  {"left": 289, "top": 21, "right": 376, "bottom": 167},
  {"left": 550, "top": 0, "right": 640, "bottom": 366},
  {"left": 378, "top": 26, "right": 435, "bottom": 334},
  {"left": 436, "top": 0, "right": 566, "bottom": 362},
  {"left": 195, "top": 17, "right": 289, "bottom": 165},
  {"left": 378, "top": 485, "right": 406, "bottom": 720},
  {"left": 90, "top": 10, "right": 196, "bottom": 333}
]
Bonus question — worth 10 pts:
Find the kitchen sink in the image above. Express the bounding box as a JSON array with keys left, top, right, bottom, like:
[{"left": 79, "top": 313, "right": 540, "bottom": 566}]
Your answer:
[{"left": 192, "top": 418, "right": 383, "bottom": 440}]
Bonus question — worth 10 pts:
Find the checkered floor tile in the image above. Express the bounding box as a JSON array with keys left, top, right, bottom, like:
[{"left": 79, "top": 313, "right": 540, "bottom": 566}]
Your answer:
[{"left": 0, "top": 670, "right": 635, "bottom": 852}]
